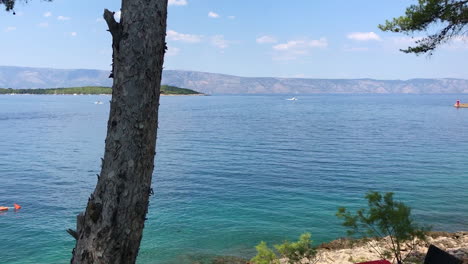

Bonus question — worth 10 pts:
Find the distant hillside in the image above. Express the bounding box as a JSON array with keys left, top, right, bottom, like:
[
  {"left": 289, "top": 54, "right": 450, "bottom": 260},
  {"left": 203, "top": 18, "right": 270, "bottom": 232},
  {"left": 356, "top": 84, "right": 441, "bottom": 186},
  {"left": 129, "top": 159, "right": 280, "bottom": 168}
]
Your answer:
[
  {"left": 0, "top": 85, "right": 202, "bottom": 95},
  {"left": 1, "top": 66, "right": 467, "bottom": 94},
  {"left": 162, "top": 70, "right": 468, "bottom": 94},
  {"left": 0, "top": 66, "right": 112, "bottom": 89}
]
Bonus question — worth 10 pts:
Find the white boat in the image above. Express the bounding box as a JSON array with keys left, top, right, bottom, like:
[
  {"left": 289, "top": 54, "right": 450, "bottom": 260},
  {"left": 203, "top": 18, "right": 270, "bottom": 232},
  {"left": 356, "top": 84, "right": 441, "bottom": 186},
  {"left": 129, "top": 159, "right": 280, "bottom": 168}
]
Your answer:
[
  {"left": 94, "top": 101, "right": 103, "bottom": 104},
  {"left": 286, "top": 97, "right": 298, "bottom": 101}
]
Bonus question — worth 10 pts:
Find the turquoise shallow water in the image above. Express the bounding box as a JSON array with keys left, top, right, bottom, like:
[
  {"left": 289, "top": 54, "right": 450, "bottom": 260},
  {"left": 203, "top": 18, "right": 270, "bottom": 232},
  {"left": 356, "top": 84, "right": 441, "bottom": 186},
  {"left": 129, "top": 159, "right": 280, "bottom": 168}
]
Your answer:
[{"left": 0, "top": 94, "right": 467, "bottom": 263}]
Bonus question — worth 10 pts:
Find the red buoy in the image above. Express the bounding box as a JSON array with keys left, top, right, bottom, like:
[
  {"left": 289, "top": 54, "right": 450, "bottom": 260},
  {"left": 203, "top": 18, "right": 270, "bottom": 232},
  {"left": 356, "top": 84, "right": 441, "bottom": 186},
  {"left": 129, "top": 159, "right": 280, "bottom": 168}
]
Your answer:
[{"left": 0, "top": 204, "right": 21, "bottom": 211}]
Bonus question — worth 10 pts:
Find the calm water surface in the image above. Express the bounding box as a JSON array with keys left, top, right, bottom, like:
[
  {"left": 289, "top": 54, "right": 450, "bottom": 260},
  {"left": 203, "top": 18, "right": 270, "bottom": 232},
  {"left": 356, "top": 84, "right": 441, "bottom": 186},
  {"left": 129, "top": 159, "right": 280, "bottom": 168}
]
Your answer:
[{"left": 0, "top": 94, "right": 467, "bottom": 263}]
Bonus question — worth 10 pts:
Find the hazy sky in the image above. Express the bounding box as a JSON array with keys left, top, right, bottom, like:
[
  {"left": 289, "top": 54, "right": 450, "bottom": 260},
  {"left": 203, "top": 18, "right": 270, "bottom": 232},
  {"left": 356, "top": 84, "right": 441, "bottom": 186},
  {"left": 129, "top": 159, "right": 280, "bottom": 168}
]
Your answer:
[{"left": 1, "top": 0, "right": 467, "bottom": 79}]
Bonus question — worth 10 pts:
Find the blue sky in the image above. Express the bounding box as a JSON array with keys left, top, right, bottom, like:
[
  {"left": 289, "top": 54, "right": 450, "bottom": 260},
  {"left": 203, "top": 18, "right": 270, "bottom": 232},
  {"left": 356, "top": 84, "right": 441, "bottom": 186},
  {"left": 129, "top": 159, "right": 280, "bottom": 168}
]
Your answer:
[{"left": 1, "top": 0, "right": 467, "bottom": 79}]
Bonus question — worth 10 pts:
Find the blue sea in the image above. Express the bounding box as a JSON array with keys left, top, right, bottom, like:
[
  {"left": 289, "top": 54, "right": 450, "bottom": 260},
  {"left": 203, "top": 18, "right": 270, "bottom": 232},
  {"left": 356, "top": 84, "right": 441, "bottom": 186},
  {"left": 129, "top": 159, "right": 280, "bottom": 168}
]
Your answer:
[{"left": 0, "top": 94, "right": 467, "bottom": 264}]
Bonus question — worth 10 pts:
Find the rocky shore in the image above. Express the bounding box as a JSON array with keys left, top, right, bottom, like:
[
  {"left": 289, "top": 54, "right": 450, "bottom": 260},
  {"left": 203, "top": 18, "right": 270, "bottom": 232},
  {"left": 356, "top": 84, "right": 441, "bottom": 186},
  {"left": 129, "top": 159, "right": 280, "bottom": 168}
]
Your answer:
[
  {"left": 315, "top": 231, "right": 468, "bottom": 264},
  {"left": 204, "top": 231, "right": 468, "bottom": 264}
]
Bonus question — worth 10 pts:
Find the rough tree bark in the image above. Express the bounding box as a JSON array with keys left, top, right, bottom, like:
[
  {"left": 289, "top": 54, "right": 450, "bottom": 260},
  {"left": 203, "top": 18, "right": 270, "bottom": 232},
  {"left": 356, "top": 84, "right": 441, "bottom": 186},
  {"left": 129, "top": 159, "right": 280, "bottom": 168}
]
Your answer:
[{"left": 70, "top": 0, "right": 168, "bottom": 263}]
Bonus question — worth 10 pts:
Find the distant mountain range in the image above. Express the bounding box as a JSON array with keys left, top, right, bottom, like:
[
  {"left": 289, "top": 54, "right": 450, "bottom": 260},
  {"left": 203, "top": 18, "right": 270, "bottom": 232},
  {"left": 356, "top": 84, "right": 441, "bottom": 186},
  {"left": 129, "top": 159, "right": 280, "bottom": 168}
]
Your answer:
[{"left": 1, "top": 66, "right": 467, "bottom": 94}]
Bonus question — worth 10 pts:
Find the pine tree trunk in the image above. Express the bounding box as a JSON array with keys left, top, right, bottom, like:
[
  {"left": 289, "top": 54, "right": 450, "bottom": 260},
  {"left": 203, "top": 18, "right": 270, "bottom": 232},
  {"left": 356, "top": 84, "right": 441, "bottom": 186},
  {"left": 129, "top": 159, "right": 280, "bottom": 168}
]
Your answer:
[{"left": 70, "top": 0, "right": 167, "bottom": 263}]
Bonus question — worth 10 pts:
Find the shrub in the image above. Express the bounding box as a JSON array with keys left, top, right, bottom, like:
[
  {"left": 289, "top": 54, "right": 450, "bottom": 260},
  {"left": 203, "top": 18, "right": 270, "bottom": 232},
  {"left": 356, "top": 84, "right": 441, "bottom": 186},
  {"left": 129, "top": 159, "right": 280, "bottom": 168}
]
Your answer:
[
  {"left": 251, "top": 233, "right": 318, "bottom": 264},
  {"left": 275, "top": 233, "right": 317, "bottom": 264},
  {"left": 250, "top": 241, "right": 279, "bottom": 264},
  {"left": 336, "top": 191, "right": 429, "bottom": 264}
]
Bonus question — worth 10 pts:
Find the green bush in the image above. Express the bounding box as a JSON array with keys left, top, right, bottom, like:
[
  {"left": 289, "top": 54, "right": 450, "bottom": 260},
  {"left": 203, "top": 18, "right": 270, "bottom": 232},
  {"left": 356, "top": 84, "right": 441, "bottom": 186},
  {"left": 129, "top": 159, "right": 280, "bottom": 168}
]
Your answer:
[
  {"left": 0, "top": 85, "right": 200, "bottom": 95},
  {"left": 275, "top": 233, "right": 316, "bottom": 264},
  {"left": 250, "top": 241, "right": 278, "bottom": 264},
  {"left": 251, "top": 233, "right": 317, "bottom": 264},
  {"left": 336, "top": 191, "right": 429, "bottom": 264}
]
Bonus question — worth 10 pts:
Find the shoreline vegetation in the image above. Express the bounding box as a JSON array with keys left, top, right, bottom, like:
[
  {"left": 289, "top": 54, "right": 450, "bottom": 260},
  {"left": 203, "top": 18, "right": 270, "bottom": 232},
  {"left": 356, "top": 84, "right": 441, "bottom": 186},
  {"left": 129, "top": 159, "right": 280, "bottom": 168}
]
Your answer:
[
  {"left": 203, "top": 232, "right": 467, "bottom": 264},
  {"left": 0, "top": 85, "right": 206, "bottom": 96},
  {"left": 315, "top": 231, "right": 468, "bottom": 264},
  {"left": 244, "top": 191, "right": 468, "bottom": 264}
]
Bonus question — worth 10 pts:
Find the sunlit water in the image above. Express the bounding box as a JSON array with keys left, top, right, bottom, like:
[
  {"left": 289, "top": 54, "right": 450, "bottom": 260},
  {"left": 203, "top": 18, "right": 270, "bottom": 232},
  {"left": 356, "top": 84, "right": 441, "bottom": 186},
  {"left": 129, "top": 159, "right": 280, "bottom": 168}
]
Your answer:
[{"left": 0, "top": 94, "right": 467, "bottom": 263}]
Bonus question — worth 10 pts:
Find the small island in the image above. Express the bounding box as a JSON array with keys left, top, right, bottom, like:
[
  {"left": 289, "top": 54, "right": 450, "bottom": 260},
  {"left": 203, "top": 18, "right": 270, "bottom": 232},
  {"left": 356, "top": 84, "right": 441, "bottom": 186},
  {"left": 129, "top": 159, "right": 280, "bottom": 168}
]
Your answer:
[{"left": 0, "top": 85, "right": 205, "bottom": 96}]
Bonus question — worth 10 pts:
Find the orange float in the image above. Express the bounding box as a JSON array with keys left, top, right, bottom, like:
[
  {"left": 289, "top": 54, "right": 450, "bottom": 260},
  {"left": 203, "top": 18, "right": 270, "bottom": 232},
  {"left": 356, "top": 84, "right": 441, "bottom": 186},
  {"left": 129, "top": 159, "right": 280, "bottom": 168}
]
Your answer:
[{"left": 0, "top": 203, "right": 21, "bottom": 211}]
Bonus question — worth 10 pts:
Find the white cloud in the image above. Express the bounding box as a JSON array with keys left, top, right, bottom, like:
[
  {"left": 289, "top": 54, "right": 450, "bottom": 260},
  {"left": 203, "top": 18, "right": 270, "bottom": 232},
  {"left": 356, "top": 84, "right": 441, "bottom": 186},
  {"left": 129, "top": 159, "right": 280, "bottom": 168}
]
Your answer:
[
  {"left": 57, "top": 16, "right": 71, "bottom": 21},
  {"left": 256, "top": 35, "right": 277, "bottom": 44},
  {"left": 441, "top": 36, "right": 468, "bottom": 50},
  {"left": 389, "top": 36, "right": 467, "bottom": 50},
  {"left": 309, "top": 38, "right": 328, "bottom": 47},
  {"left": 382, "top": 36, "right": 423, "bottom": 53},
  {"left": 228, "top": 15, "right": 235, "bottom": 19},
  {"left": 5, "top": 26, "right": 16, "bottom": 32},
  {"left": 272, "top": 38, "right": 328, "bottom": 60},
  {"left": 343, "top": 46, "right": 369, "bottom": 52},
  {"left": 386, "top": 36, "right": 467, "bottom": 52},
  {"left": 43, "top": 11, "right": 52, "bottom": 17},
  {"left": 208, "top": 11, "right": 219, "bottom": 18},
  {"left": 96, "top": 18, "right": 104, "bottom": 23},
  {"left": 453, "top": 36, "right": 468, "bottom": 42},
  {"left": 114, "top": 11, "right": 121, "bottom": 21},
  {"left": 211, "top": 35, "right": 229, "bottom": 49},
  {"left": 273, "top": 38, "right": 328, "bottom": 51},
  {"left": 451, "top": 36, "right": 468, "bottom": 45},
  {"left": 38, "top": 22, "right": 49, "bottom": 28},
  {"left": 167, "top": 30, "right": 202, "bottom": 43},
  {"left": 166, "top": 46, "right": 180, "bottom": 56},
  {"left": 391, "top": 36, "right": 422, "bottom": 46},
  {"left": 292, "top": 74, "right": 306, "bottom": 78},
  {"left": 347, "top": 32, "right": 381, "bottom": 41},
  {"left": 70, "top": 32, "right": 77, "bottom": 37},
  {"left": 169, "top": 0, "right": 188, "bottom": 6}
]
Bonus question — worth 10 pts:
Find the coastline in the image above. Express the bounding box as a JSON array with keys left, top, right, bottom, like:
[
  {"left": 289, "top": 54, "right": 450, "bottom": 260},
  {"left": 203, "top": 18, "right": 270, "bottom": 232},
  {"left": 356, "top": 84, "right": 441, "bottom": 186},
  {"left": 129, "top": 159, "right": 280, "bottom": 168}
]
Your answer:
[
  {"left": 160, "top": 93, "right": 208, "bottom": 96},
  {"left": 211, "top": 231, "right": 468, "bottom": 264},
  {"left": 313, "top": 231, "right": 468, "bottom": 264},
  {"left": 0, "top": 93, "right": 208, "bottom": 96},
  {"left": 0, "top": 85, "right": 205, "bottom": 96}
]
